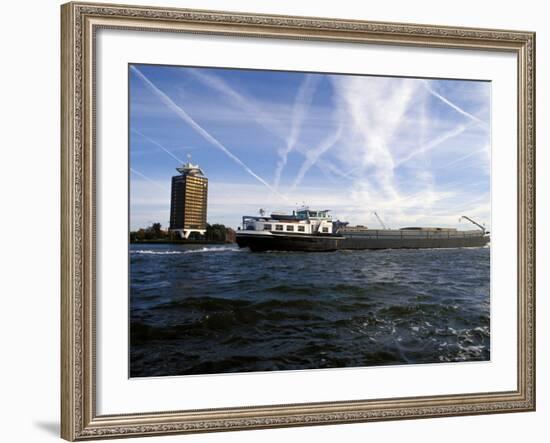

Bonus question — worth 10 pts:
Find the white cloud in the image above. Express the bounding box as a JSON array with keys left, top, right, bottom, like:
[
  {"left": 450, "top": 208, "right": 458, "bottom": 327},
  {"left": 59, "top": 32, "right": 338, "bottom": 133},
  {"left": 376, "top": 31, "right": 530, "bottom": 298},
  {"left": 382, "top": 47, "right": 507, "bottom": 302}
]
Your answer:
[{"left": 130, "top": 173, "right": 490, "bottom": 232}]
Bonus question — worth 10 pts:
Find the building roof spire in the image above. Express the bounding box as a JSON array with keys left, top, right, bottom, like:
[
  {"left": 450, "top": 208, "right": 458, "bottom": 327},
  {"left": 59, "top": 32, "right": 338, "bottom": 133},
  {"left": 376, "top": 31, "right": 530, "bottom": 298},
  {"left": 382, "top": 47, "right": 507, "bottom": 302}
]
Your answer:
[{"left": 176, "top": 154, "right": 205, "bottom": 176}]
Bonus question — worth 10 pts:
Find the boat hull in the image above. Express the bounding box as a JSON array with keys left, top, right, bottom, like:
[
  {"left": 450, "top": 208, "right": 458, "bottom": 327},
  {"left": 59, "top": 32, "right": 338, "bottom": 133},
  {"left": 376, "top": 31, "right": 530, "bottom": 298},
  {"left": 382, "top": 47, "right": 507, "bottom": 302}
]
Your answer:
[
  {"left": 236, "top": 232, "right": 342, "bottom": 252},
  {"left": 236, "top": 232, "right": 490, "bottom": 252},
  {"left": 339, "top": 235, "right": 489, "bottom": 250}
]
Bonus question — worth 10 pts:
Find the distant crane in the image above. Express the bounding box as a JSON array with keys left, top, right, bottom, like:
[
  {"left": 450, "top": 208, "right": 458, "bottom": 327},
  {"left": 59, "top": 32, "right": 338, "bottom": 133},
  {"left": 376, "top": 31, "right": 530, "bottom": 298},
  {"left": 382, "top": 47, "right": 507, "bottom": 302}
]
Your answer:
[
  {"left": 459, "top": 216, "right": 487, "bottom": 233},
  {"left": 373, "top": 212, "right": 388, "bottom": 230}
]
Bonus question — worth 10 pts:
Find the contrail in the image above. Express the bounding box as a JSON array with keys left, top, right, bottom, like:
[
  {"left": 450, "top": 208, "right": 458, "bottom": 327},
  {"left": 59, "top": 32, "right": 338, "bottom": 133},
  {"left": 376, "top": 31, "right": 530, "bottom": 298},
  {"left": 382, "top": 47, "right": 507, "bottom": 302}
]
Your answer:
[
  {"left": 317, "top": 159, "right": 354, "bottom": 182},
  {"left": 394, "top": 121, "right": 478, "bottom": 168},
  {"left": 131, "top": 128, "right": 184, "bottom": 164},
  {"left": 273, "top": 74, "right": 320, "bottom": 190},
  {"left": 186, "top": 69, "right": 260, "bottom": 117},
  {"left": 441, "top": 146, "right": 487, "bottom": 168},
  {"left": 290, "top": 124, "right": 343, "bottom": 190},
  {"left": 131, "top": 65, "right": 286, "bottom": 200},
  {"left": 422, "top": 80, "right": 487, "bottom": 126},
  {"left": 130, "top": 167, "right": 169, "bottom": 191},
  {"left": 185, "top": 68, "right": 290, "bottom": 142},
  {"left": 185, "top": 68, "right": 352, "bottom": 184}
]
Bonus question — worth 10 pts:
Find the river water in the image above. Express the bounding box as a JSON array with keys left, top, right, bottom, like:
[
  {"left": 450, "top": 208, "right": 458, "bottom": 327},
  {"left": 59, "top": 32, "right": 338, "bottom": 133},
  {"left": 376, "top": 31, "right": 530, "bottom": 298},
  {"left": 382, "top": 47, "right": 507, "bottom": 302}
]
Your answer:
[{"left": 130, "top": 243, "right": 490, "bottom": 377}]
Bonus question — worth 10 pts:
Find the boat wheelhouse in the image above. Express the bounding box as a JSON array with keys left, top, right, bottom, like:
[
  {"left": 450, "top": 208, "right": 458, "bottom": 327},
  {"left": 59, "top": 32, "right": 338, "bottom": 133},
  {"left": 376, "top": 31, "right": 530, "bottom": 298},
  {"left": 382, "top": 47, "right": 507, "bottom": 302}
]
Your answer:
[
  {"left": 241, "top": 208, "right": 335, "bottom": 236},
  {"left": 236, "top": 208, "right": 343, "bottom": 252}
]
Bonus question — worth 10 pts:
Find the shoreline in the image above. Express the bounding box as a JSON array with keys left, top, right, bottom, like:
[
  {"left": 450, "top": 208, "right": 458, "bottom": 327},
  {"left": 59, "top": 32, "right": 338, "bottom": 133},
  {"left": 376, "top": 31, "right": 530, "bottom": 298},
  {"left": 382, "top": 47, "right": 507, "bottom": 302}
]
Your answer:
[{"left": 130, "top": 239, "right": 236, "bottom": 245}]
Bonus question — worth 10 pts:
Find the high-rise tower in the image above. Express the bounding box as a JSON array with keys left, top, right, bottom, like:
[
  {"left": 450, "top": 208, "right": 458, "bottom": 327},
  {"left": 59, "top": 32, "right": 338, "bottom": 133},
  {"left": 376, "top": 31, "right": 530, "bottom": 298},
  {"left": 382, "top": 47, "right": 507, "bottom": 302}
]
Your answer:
[{"left": 169, "top": 160, "right": 208, "bottom": 239}]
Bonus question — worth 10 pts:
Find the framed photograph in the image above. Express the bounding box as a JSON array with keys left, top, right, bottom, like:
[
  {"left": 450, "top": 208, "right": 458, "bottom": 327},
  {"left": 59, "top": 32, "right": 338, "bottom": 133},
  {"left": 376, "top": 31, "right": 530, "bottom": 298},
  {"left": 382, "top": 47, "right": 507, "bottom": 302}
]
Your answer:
[{"left": 61, "top": 1, "right": 536, "bottom": 440}]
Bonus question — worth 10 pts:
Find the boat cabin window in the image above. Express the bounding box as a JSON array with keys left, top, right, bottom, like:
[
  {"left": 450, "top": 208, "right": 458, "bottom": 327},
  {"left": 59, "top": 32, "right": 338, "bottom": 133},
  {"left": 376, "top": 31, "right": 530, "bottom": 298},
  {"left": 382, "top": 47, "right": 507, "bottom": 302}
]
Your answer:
[
  {"left": 286, "top": 225, "right": 294, "bottom": 232},
  {"left": 275, "top": 224, "right": 283, "bottom": 231},
  {"left": 296, "top": 209, "right": 330, "bottom": 220},
  {"left": 263, "top": 224, "right": 272, "bottom": 231},
  {"left": 297, "top": 226, "right": 305, "bottom": 232},
  {"left": 322, "top": 227, "right": 329, "bottom": 233}
]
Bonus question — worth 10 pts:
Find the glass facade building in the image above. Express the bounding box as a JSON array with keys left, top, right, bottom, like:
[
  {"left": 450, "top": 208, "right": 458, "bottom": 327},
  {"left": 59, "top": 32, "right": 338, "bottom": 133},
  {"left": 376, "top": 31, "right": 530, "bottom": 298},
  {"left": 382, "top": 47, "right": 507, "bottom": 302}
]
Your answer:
[{"left": 169, "top": 162, "right": 208, "bottom": 238}]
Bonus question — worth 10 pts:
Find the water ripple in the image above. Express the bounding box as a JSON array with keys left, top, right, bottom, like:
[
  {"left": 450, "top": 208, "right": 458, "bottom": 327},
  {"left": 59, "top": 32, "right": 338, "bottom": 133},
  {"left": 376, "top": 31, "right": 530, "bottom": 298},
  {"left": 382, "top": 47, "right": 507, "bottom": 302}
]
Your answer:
[{"left": 130, "top": 244, "right": 490, "bottom": 377}]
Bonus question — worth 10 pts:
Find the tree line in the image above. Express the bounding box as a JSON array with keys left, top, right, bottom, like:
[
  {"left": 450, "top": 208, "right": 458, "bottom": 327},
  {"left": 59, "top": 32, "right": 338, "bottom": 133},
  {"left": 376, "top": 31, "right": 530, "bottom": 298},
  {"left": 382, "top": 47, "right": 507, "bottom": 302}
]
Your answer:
[{"left": 130, "top": 223, "right": 236, "bottom": 243}]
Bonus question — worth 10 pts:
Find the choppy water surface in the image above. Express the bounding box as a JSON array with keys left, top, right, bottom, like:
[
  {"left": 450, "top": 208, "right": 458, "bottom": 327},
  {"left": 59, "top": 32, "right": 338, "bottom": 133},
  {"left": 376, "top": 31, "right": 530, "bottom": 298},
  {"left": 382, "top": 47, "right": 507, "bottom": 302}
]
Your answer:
[{"left": 130, "top": 244, "right": 490, "bottom": 377}]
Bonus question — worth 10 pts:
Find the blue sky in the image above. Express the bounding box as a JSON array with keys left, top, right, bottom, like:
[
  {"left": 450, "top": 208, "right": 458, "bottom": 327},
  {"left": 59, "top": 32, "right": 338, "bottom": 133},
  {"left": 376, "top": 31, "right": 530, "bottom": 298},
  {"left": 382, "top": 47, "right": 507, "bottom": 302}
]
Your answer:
[{"left": 129, "top": 64, "right": 491, "bottom": 231}]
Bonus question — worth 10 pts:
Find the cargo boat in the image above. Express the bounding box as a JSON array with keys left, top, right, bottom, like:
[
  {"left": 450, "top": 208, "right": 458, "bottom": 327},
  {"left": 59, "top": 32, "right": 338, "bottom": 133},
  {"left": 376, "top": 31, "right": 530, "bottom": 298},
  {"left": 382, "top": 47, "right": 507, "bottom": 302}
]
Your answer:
[{"left": 236, "top": 208, "right": 490, "bottom": 252}]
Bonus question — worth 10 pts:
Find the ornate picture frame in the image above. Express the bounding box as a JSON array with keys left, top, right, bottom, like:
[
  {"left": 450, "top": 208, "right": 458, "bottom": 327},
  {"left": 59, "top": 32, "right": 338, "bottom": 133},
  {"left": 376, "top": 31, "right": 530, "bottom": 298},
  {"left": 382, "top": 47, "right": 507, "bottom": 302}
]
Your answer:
[{"left": 61, "top": 1, "right": 535, "bottom": 440}]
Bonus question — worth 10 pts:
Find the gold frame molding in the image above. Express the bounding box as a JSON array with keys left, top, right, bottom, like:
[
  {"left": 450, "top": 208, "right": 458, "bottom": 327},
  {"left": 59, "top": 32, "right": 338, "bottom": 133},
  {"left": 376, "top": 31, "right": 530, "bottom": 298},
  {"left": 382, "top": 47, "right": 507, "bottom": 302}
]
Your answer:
[{"left": 61, "top": 1, "right": 536, "bottom": 440}]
